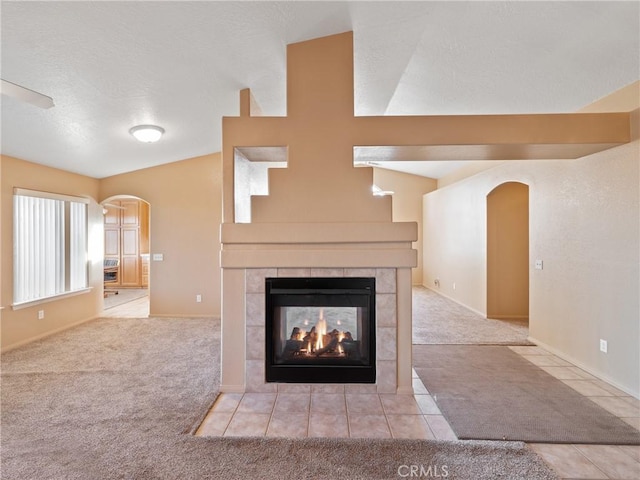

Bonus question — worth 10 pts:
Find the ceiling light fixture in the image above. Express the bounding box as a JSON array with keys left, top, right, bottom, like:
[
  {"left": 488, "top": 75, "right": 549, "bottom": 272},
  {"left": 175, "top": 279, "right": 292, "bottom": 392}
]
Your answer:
[{"left": 129, "top": 124, "right": 164, "bottom": 143}]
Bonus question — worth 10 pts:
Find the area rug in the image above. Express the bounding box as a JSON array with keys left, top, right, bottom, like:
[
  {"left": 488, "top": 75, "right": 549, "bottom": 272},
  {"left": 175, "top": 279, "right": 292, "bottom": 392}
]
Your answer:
[
  {"left": 0, "top": 316, "right": 559, "bottom": 479},
  {"left": 412, "top": 287, "right": 533, "bottom": 345},
  {"left": 414, "top": 345, "right": 640, "bottom": 445}
]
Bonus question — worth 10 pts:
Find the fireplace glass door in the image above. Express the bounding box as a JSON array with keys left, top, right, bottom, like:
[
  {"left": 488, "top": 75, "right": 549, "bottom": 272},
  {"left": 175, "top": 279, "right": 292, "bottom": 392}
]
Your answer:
[{"left": 265, "top": 277, "right": 376, "bottom": 383}]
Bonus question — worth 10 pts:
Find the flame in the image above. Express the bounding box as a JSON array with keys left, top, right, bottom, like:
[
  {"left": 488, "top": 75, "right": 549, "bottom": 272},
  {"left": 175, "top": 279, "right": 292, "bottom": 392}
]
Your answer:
[{"left": 316, "top": 309, "right": 327, "bottom": 350}]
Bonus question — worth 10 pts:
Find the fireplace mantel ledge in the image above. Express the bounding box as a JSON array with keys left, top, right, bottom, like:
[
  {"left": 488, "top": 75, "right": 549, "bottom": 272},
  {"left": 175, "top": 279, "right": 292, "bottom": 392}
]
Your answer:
[{"left": 221, "top": 222, "right": 417, "bottom": 245}]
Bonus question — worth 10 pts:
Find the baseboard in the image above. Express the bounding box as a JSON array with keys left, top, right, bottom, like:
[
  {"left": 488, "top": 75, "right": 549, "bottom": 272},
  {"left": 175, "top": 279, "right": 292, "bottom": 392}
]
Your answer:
[
  {"left": 1, "top": 314, "right": 100, "bottom": 353},
  {"left": 528, "top": 335, "right": 639, "bottom": 399},
  {"left": 151, "top": 313, "right": 220, "bottom": 319},
  {"left": 421, "top": 285, "right": 486, "bottom": 318},
  {"left": 489, "top": 314, "right": 529, "bottom": 321},
  {"left": 220, "top": 384, "right": 246, "bottom": 394}
]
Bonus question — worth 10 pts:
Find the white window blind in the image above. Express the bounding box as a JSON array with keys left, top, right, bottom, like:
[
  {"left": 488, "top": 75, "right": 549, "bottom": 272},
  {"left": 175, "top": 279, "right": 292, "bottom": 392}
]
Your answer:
[{"left": 13, "top": 189, "right": 89, "bottom": 305}]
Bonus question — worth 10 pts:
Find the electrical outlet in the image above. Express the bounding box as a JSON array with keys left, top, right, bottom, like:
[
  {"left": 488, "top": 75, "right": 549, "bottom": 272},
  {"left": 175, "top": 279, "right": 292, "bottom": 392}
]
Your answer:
[
  {"left": 599, "top": 339, "right": 608, "bottom": 353},
  {"left": 453, "top": 282, "right": 456, "bottom": 291},
  {"left": 38, "top": 310, "right": 45, "bottom": 320},
  {"left": 535, "top": 259, "right": 544, "bottom": 270},
  {"left": 434, "top": 278, "right": 440, "bottom": 287},
  {"left": 196, "top": 294, "right": 202, "bottom": 303}
]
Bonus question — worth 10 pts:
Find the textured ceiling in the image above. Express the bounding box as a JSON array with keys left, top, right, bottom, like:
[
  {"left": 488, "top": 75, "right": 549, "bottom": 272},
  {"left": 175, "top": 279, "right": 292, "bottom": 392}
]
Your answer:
[{"left": 1, "top": 1, "right": 638, "bottom": 179}]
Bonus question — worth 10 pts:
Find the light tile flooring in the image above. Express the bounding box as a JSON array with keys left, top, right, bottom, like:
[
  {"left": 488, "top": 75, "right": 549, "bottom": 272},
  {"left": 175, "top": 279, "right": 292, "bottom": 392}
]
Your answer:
[
  {"left": 101, "top": 295, "right": 149, "bottom": 318},
  {"left": 197, "top": 344, "right": 639, "bottom": 480},
  {"left": 510, "top": 345, "right": 640, "bottom": 480},
  {"left": 195, "top": 371, "right": 456, "bottom": 440}
]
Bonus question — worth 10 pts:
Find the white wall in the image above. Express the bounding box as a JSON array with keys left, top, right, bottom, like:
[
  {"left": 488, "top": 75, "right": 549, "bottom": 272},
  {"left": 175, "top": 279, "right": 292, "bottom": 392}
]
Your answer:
[{"left": 422, "top": 130, "right": 639, "bottom": 396}]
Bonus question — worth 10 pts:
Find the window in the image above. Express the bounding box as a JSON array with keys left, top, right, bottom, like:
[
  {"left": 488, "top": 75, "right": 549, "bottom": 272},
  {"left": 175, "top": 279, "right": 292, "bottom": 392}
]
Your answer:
[{"left": 13, "top": 188, "right": 89, "bottom": 306}]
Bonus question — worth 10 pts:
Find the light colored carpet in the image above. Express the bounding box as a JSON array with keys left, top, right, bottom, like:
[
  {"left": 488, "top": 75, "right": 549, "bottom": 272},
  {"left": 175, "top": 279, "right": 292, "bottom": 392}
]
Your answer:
[
  {"left": 1, "top": 316, "right": 558, "bottom": 479},
  {"left": 412, "top": 287, "right": 532, "bottom": 345},
  {"left": 414, "top": 345, "right": 640, "bottom": 445}
]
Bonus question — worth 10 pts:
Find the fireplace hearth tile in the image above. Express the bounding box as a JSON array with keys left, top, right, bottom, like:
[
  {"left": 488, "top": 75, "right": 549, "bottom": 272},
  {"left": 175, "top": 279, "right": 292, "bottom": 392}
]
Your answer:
[
  {"left": 274, "top": 393, "right": 311, "bottom": 414},
  {"left": 308, "top": 413, "right": 350, "bottom": 438},
  {"left": 267, "top": 412, "right": 309, "bottom": 438},
  {"left": 196, "top": 410, "right": 234, "bottom": 437},
  {"left": 246, "top": 269, "right": 276, "bottom": 293},
  {"left": 196, "top": 391, "right": 458, "bottom": 440},
  {"left": 348, "top": 414, "right": 392, "bottom": 438},
  {"left": 224, "top": 412, "right": 271, "bottom": 437},
  {"left": 387, "top": 414, "right": 434, "bottom": 440},
  {"left": 311, "top": 393, "right": 348, "bottom": 415},
  {"left": 237, "top": 393, "right": 277, "bottom": 414},
  {"left": 345, "top": 394, "right": 384, "bottom": 415},
  {"left": 210, "top": 393, "right": 243, "bottom": 413}
]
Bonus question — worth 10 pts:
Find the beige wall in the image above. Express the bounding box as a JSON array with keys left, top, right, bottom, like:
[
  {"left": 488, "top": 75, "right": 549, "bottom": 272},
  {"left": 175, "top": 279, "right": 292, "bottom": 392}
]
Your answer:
[
  {"left": 486, "top": 182, "right": 529, "bottom": 320},
  {"left": 99, "top": 153, "right": 222, "bottom": 317},
  {"left": 423, "top": 111, "right": 639, "bottom": 396},
  {"left": 1, "top": 155, "right": 103, "bottom": 350},
  {"left": 373, "top": 168, "right": 436, "bottom": 284}
]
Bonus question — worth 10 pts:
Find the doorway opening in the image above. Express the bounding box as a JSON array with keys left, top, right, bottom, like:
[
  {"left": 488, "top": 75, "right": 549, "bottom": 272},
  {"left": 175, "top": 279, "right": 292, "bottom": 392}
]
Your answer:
[
  {"left": 486, "top": 182, "right": 529, "bottom": 323},
  {"left": 101, "top": 195, "right": 151, "bottom": 317}
]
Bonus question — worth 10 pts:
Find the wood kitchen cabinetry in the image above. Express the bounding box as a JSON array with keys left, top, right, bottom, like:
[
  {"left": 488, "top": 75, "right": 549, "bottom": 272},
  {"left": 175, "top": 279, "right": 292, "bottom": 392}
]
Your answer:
[{"left": 104, "top": 199, "right": 150, "bottom": 288}]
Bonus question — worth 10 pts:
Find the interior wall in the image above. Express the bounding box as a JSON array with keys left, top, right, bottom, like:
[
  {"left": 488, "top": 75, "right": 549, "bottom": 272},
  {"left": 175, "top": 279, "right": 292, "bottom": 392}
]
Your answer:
[
  {"left": 422, "top": 120, "right": 639, "bottom": 395},
  {"left": 486, "top": 182, "right": 529, "bottom": 320},
  {"left": 1, "top": 155, "right": 103, "bottom": 351},
  {"left": 373, "top": 168, "right": 437, "bottom": 284},
  {"left": 99, "top": 153, "right": 222, "bottom": 317}
]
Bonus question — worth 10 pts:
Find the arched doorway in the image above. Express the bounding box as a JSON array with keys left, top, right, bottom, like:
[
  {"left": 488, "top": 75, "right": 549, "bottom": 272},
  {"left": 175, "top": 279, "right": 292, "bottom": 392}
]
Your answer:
[
  {"left": 101, "top": 195, "right": 151, "bottom": 316},
  {"left": 486, "top": 182, "right": 529, "bottom": 321}
]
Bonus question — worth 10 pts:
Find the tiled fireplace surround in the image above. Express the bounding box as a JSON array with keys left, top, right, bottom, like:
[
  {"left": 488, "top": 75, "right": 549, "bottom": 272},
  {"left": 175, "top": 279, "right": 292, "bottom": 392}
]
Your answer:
[
  {"left": 219, "top": 222, "right": 417, "bottom": 395},
  {"left": 245, "top": 267, "right": 398, "bottom": 394}
]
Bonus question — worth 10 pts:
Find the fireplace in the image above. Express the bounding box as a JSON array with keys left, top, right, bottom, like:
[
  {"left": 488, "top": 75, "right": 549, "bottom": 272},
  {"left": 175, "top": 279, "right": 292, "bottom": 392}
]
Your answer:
[{"left": 265, "top": 277, "right": 376, "bottom": 383}]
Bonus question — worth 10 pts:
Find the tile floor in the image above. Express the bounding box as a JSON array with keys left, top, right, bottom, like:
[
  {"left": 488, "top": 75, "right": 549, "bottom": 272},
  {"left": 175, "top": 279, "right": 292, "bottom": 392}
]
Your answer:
[
  {"left": 197, "top": 344, "right": 640, "bottom": 480},
  {"left": 101, "top": 295, "right": 149, "bottom": 318},
  {"left": 195, "top": 370, "right": 456, "bottom": 440},
  {"left": 510, "top": 345, "right": 640, "bottom": 480}
]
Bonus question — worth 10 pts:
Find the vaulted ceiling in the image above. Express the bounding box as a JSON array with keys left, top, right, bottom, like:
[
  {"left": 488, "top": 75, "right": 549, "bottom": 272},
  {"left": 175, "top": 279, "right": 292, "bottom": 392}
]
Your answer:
[{"left": 1, "top": 1, "right": 638, "bottom": 179}]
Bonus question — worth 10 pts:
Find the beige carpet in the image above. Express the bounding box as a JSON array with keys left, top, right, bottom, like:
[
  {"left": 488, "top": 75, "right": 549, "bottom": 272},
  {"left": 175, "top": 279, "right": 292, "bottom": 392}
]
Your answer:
[
  {"left": 1, "top": 315, "right": 559, "bottom": 479},
  {"left": 414, "top": 345, "right": 640, "bottom": 445},
  {"left": 412, "top": 287, "right": 532, "bottom": 345}
]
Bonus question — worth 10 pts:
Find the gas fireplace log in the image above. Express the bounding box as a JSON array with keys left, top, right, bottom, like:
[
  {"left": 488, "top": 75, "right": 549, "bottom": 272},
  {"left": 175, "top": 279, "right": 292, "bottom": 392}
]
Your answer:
[{"left": 315, "top": 329, "right": 340, "bottom": 356}]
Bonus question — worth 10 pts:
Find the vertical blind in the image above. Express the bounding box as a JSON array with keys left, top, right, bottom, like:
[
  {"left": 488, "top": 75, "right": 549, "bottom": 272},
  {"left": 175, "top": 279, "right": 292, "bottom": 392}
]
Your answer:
[{"left": 13, "top": 189, "right": 89, "bottom": 305}]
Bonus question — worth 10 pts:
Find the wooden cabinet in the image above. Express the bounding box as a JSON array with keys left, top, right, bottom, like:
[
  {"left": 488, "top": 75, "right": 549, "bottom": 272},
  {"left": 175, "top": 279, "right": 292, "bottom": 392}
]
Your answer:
[{"left": 104, "top": 199, "right": 149, "bottom": 288}]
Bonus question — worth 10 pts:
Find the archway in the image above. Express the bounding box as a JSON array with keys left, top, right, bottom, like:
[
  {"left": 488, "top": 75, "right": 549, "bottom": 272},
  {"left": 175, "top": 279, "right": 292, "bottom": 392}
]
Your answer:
[
  {"left": 486, "top": 182, "right": 529, "bottom": 321},
  {"left": 101, "top": 195, "right": 151, "bottom": 316}
]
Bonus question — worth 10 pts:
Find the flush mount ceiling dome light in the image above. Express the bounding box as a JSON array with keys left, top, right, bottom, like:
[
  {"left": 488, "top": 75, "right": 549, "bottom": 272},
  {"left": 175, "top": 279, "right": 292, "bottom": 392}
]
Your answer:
[{"left": 129, "top": 124, "right": 164, "bottom": 143}]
